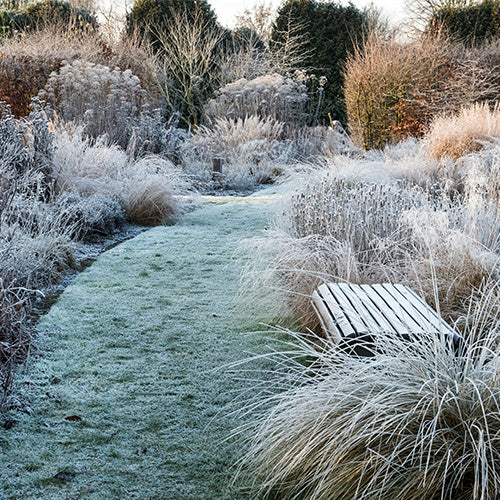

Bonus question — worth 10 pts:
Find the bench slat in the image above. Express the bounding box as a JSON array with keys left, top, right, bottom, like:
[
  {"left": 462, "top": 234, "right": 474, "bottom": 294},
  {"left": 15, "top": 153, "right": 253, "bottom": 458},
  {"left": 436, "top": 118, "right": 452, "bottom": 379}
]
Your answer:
[
  {"left": 358, "top": 284, "right": 413, "bottom": 334},
  {"left": 371, "top": 284, "right": 426, "bottom": 333},
  {"left": 324, "top": 284, "right": 371, "bottom": 334},
  {"left": 311, "top": 290, "right": 342, "bottom": 343},
  {"left": 392, "top": 284, "right": 456, "bottom": 335},
  {"left": 318, "top": 284, "right": 356, "bottom": 338},
  {"left": 335, "top": 283, "right": 398, "bottom": 334}
]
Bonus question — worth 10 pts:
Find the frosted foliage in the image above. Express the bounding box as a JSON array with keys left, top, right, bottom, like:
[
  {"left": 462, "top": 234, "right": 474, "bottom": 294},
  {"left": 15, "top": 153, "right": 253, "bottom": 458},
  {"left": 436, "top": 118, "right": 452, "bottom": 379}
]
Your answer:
[
  {"left": 265, "top": 165, "right": 500, "bottom": 330},
  {"left": 52, "top": 128, "right": 193, "bottom": 225},
  {"left": 307, "top": 124, "right": 355, "bottom": 157},
  {"left": 205, "top": 73, "right": 309, "bottom": 124},
  {"left": 40, "top": 60, "right": 147, "bottom": 149},
  {"left": 240, "top": 324, "right": 500, "bottom": 500},
  {"left": 189, "top": 116, "right": 283, "bottom": 163},
  {"left": 283, "top": 178, "right": 425, "bottom": 259},
  {"left": 0, "top": 105, "right": 75, "bottom": 288},
  {"left": 0, "top": 172, "right": 75, "bottom": 288},
  {"left": 52, "top": 128, "right": 130, "bottom": 197},
  {"left": 427, "top": 103, "right": 500, "bottom": 160},
  {"left": 463, "top": 144, "right": 500, "bottom": 208},
  {"left": 182, "top": 115, "right": 293, "bottom": 189},
  {"left": 0, "top": 102, "right": 54, "bottom": 185}
]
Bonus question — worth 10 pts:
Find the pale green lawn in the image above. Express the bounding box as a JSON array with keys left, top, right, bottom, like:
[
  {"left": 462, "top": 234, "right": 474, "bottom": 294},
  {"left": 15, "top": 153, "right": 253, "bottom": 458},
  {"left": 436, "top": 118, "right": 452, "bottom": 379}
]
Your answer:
[{"left": 0, "top": 191, "right": 283, "bottom": 500}]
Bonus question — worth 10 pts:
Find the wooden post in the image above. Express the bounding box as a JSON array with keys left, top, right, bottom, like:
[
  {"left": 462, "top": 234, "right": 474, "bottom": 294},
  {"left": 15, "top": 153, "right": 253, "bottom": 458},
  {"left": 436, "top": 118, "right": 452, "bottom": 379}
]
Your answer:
[{"left": 212, "top": 158, "right": 223, "bottom": 181}]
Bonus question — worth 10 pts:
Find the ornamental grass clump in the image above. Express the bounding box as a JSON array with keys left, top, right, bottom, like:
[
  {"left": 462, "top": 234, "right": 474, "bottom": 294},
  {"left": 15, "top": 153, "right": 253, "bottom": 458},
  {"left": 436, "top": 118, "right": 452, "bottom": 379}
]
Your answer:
[
  {"left": 126, "top": 157, "right": 192, "bottom": 226},
  {"left": 51, "top": 128, "right": 193, "bottom": 228},
  {"left": 183, "top": 115, "right": 292, "bottom": 188},
  {"left": 239, "top": 298, "right": 500, "bottom": 499},
  {"left": 427, "top": 103, "right": 500, "bottom": 160}
]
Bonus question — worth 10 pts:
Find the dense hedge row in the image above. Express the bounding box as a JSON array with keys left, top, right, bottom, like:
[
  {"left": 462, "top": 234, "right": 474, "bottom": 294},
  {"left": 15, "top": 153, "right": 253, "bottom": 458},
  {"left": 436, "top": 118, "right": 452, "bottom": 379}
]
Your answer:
[
  {"left": 430, "top": 0, "right": 500, "bottom": 44},
  {"left": 271, "top": 0, "right": 367, "bottom": 125}
]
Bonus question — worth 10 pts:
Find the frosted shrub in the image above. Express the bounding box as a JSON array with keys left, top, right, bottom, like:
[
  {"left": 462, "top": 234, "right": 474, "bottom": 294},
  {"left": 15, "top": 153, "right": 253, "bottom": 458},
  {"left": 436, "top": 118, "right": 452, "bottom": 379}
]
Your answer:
[
  {"left": 205, "top": 73, "right": 309, "bottom": 125},
  {"left": 52, "top": 127, "right": 130, "bottom": 198},
  {"left": 40, "top": 60, "right": 147, "bottom": 149},
  {"left": 0, "top": 167, "right": 76, "bottom": 288},
  {"left": 54, "top": 194, "right": 125, "bottom": 241},
  {"left": 126, "top": 112, "right": 189, "bottom": 160},
  {"left": 189, "top": 115, "right": 283, "bottom": 164},
  {"left": 463, "top": 144, "right": 500, "bottom": 207},
  {"left": 0, "top": 275, "right": 34, "bottom": 407},
  {"left": 52, "top": 128, "right": 193, "bottom": 226},
  {"left": 296, "top": 123, "right": 355, "bottom": 158},
  {"left": 0, "top": 105, "right": 75, "bottom": 287},
  {"left": 40, "top": 60, "right": 185, "bottom": 158},
  {"left": 0, "top": 102, "right": 54, "bottom": 189}
]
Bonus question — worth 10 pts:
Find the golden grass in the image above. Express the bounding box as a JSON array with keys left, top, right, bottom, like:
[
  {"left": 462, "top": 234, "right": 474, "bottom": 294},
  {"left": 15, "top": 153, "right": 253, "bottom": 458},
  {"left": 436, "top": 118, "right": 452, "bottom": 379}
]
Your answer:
[{"left": 427, "top": 103, "right": 500, "bottom": 160}]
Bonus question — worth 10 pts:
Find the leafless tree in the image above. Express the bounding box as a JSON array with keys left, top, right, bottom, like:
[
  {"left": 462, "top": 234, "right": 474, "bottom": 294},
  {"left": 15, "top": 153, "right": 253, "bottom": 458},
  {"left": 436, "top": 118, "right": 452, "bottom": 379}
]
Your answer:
[
  {"left": 270, "top": 11, "right": 311, "bottom": 74},
  {"left": 404, "top": 0, "right": 469, "bottom": 30},
  {"left": 153, "top": 9, "right": 224, "bottom": 128},
  {"left": 234, "top": 2, "right": 275, "bottom": 43}
]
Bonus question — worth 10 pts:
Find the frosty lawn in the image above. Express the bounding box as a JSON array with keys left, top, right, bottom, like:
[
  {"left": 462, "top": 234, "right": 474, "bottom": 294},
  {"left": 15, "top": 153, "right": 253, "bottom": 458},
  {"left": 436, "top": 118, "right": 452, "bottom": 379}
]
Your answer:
[{"left": 1, "top": 191, "right": 280, "bottom": 499}]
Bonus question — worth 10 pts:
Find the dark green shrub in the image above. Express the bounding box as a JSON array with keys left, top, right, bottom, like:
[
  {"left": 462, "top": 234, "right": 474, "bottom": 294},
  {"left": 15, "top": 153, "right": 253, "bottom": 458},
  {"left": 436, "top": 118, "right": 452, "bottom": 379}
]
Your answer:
[
  {"left": 0, "top": 0, "right": 98, "bottom": 36},
  {"left": 429, "top": 0, "right": 500, "bottom": 45},
  {"left": 126, "top": 0, "right": 218, "bottom": 52},
  {"left": 271, "top": 0, "right": 367, "bottom": 125}
]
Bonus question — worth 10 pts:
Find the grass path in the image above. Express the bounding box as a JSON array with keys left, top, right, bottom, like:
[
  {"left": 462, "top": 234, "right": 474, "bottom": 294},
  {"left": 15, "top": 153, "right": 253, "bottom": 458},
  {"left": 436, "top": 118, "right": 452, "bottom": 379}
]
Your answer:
[{"left": 1, "top": 192, "right": 280, "bottom": 500}]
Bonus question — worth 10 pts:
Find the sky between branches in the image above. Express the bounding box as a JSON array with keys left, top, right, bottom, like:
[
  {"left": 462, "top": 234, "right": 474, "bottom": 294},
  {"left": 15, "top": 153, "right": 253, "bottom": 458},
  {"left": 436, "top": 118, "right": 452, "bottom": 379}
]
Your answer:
[{"left": 212, "top": 0, "right": 407, "bottom": 28}]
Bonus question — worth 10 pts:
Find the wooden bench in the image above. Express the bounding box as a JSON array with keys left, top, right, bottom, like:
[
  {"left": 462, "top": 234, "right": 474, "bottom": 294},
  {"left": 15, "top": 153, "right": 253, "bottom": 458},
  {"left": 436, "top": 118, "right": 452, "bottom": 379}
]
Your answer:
[{"left": 312, "top": 283, "right": 462, "bottom": 353}]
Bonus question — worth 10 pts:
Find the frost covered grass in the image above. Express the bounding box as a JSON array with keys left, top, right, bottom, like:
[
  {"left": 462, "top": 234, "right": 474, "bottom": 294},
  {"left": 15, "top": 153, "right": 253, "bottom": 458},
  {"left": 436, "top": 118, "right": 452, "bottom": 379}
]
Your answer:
[
  {"left": 183, "top": 115, "right": 288, "bottom": 188},
  {"left": 427, "top": 103, "right": 500, "bottom": 160},
  {"left": 53, "top": 128, "right": 194, "bottom": 226},
  {"left": 0, "top": 193, "right": 282, "bottom": 499},
  {"left": 182, "top": 116, "right": 354, "bottom": 190},
  {"left": 237, "top": 294, "right": 500, "bottom": 499}
]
